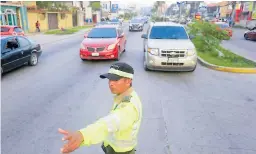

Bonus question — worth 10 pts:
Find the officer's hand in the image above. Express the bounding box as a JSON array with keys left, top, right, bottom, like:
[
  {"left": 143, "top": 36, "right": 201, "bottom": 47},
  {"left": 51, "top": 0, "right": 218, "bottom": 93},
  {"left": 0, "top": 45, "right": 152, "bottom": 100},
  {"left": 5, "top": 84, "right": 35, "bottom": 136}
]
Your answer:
[{"left": 58, "top": 128, "right": 84, "bottom": 153}]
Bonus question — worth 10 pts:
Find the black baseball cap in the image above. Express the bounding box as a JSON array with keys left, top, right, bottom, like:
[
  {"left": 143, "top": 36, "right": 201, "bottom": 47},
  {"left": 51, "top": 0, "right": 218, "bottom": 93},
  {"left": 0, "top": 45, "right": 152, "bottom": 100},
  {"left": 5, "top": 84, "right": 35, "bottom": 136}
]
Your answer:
[{"left": 100, "top": 62, "right": 134, "bottom": 81}]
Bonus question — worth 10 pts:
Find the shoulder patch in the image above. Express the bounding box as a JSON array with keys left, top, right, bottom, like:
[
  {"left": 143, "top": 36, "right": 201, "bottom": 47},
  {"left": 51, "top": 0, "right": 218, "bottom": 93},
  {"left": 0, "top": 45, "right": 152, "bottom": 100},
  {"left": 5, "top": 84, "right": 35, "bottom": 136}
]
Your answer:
[{"left": 122, "top": 95, "right": 132, "bottom": 103}]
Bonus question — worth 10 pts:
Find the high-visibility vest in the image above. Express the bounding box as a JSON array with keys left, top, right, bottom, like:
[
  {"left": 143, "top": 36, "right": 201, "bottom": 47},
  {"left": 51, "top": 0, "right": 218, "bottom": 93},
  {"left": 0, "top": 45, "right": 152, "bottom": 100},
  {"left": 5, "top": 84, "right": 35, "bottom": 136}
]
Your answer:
[
  {"left": 103, "top": 89, "right": 142, "bottom": 152},
  {"left": 79, "top": 88, "right": 142, "bottom": 153}
]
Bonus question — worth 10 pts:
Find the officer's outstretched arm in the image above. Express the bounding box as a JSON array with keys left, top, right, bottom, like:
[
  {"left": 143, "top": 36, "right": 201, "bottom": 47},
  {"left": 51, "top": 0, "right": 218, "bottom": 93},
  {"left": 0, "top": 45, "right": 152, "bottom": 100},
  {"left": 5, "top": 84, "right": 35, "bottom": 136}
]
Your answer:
[{"left": 79, "top": 103, "right": 138, "bottom": 147}]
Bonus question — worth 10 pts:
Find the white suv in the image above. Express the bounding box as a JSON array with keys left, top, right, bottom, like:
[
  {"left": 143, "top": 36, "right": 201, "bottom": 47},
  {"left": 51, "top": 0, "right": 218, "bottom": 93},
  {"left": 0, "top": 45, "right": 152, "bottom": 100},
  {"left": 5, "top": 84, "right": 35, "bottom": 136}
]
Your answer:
[{"left": 141, "top": 22, "right": 197, "bottom": 72}]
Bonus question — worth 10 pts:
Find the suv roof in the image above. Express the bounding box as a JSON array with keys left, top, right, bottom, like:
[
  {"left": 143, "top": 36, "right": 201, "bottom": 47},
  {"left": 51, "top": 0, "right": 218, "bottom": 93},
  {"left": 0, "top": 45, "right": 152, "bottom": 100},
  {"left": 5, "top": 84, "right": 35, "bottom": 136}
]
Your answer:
[{"left": 150, "top": 22, "right": 184, "bottom": 27}]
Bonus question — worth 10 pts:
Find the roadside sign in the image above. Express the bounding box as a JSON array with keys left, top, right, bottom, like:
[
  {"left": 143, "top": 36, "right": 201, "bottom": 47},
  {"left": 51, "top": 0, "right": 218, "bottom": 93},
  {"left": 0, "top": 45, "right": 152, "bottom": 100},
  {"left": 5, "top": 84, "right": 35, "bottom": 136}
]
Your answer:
[{"left": 111, "top": 4, "right": 118, "bottom": 13}]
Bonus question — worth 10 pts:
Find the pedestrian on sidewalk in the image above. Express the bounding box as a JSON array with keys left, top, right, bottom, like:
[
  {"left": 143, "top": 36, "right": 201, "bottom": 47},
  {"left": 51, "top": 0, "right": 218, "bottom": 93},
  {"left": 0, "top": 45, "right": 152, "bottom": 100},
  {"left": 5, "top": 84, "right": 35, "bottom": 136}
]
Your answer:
[
  {"left": 35, "top": 21, "right": 40, "bottom": 32},
  {"left": 58, "top": 62, "right": 142, "bottom": 154}
]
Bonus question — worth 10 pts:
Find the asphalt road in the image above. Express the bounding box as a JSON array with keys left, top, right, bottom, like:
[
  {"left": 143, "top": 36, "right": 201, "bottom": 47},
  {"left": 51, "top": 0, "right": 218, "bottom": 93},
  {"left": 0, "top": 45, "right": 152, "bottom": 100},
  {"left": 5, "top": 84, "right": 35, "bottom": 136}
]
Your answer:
[
  {"left": 222, "top": 28, "right": 256, "bottom": 62},
  {"left": 1, "top": 23, "right": 256, "bottom": 154}
]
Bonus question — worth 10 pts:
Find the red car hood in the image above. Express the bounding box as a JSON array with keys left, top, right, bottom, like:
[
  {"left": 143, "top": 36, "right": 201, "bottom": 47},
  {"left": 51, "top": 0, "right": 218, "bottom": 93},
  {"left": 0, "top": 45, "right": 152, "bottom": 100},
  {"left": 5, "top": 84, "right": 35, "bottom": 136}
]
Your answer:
[{"left": 82, "top": 38, "right": 117, "bottom": 47}]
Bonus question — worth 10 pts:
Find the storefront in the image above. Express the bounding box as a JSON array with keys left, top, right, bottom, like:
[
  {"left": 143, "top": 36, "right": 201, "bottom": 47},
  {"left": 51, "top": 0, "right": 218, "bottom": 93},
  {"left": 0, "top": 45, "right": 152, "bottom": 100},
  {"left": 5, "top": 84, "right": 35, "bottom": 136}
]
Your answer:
[{"left": 0, "top": 4, "right": 29, "bottom": 32}]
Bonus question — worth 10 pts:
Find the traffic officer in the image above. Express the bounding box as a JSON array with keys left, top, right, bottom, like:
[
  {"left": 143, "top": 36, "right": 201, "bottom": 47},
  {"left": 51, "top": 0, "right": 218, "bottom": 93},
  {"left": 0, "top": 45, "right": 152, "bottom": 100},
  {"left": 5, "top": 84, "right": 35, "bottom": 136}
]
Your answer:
[{"left": 58, "top": 62, "right": 142, "bottom": 154}]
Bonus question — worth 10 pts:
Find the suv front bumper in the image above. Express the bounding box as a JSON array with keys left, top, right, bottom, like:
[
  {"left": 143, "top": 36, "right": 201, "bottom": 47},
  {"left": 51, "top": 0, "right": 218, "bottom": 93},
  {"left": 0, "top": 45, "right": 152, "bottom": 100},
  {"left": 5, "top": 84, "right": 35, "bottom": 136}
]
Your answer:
[{"left": 145, "top": 54, "right": 197, "bottom": 71}]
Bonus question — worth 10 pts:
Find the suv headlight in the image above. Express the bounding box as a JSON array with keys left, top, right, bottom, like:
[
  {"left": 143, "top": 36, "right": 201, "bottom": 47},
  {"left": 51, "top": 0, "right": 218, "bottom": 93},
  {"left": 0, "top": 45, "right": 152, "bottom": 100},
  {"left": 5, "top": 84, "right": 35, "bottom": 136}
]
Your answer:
[
  {"left": 187, "top": 49, "right": 196, "bottom": 56},
  {"left": 148, "top": 48, "right": 159, "bottom": 56},
  {"left": 80, "top": 43, "right": 86, "bottom": 49}
]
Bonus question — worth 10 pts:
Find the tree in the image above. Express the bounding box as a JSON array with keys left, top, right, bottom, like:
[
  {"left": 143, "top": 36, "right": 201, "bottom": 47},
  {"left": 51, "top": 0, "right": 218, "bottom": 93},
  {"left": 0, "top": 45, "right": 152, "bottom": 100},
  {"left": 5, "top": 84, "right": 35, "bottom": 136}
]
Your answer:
[
  {"left": 187, "top": 20, "right": 228, "bottom": 53},
  {"left": 90, "top": 1, "right": 101, "bottom": 11}
]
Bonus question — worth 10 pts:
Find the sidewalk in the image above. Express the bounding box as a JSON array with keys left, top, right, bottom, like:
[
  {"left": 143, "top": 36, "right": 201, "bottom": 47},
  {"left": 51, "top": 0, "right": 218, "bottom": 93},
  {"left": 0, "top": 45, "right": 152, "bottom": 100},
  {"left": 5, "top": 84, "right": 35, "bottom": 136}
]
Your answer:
[{"left": 26, "top": 28, "right": 91, "bottom": 45}]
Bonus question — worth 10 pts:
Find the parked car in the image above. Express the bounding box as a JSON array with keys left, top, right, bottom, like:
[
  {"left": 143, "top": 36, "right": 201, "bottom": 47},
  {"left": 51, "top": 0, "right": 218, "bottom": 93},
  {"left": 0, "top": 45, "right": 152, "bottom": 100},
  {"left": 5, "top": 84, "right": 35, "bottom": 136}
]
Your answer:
[
  {"left": 1, "top": 36, "right": 42, "bottom": 74},
  {"left": 129, "top": 18, "right": 144, "bottom": 31},
  {"left": 244, "top": 30, "right": 256, "bottom": 41},
  {"left": 141, "top": 22, "right": 197, "bottom": 72},
  {"left": 0, "top": 25, "right": 25, "bottom": 36},
  {"left": 80, "top": 25, "right": 126, "bottom": 61},
  {"left": 214, "top": 22, "right": 233, "bottom": 38}
]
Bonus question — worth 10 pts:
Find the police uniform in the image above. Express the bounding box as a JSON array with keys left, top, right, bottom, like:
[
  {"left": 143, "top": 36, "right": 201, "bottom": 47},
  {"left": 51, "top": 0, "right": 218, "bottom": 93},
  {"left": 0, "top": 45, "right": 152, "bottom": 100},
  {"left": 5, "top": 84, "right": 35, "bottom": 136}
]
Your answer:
[{"left": 79, "top": 62, "right": 142, "bottom": 154}]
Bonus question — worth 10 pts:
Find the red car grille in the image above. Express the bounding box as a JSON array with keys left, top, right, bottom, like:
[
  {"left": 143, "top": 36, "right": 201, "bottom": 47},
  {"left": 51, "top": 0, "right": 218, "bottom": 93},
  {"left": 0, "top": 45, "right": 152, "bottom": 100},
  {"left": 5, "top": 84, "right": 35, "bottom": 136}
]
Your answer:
[
  {"left": 87, "top": 47, "right": 105, "bottom": 52},
  {"left": 87, "top": 47, "right": 95, "bottom": 52}
]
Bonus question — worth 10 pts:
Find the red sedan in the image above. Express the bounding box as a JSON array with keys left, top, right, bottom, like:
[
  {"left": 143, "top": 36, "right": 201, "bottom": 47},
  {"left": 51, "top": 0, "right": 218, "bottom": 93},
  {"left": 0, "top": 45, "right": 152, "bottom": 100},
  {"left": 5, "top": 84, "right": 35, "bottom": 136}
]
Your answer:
[
  {"left": 0, "top": 25, "right": 25, "bottom": 36},
  {"left": 80, "top": 25, "right": 126, "bottom": 61}
]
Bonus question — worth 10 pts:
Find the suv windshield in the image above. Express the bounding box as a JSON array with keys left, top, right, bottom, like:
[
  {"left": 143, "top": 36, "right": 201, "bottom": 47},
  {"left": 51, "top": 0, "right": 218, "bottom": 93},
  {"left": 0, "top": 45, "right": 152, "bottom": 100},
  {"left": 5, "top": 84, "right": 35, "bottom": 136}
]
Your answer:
[
  {"left": 131, "top": 19, "right": 141, "bottom": 23},
  {"left": 87, "top": 28, "right": 117, "bottom": 38},
  {"left": 149, "top": 26, "right": 189, "bottom": 39}
]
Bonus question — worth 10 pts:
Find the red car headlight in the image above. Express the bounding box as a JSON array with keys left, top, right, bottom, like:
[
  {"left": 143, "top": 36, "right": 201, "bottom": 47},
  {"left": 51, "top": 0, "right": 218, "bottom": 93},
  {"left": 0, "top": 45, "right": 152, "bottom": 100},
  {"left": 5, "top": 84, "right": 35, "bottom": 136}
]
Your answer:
[
  {"left": 80, "top": 43, "right": 86, "bottom": 49},
  {"left": 107, "top": 44, "right": 116, "bottom": 50}
]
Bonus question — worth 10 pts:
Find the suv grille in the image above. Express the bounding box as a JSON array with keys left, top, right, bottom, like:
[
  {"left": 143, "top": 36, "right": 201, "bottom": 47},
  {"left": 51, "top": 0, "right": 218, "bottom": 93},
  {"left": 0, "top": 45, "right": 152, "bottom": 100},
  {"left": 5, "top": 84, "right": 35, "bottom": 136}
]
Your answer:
[
  {"left": 87, "top": 47, "right": 105, "bottom": 52},
  {"left": 161, "top": 50, "right": 186, "bottom": 58}
]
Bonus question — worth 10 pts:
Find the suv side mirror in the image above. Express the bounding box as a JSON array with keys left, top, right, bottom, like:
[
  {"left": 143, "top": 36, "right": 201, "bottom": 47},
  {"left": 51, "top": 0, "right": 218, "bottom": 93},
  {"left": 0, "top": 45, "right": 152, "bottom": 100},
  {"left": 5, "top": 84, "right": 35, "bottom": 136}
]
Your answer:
[
  {"left": 141, "top": 34, "right": 147, "bottom": 39},
  {"left": 189, "top": 35, "right": 195, "bottom": 39}
]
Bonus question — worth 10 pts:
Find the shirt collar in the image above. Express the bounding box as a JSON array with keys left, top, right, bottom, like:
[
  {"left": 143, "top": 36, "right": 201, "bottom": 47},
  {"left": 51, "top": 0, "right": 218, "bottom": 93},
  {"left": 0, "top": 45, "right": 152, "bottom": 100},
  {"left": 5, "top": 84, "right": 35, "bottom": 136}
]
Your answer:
[{"left": 114, "top": 87, "right": 133, "bottom": 104}]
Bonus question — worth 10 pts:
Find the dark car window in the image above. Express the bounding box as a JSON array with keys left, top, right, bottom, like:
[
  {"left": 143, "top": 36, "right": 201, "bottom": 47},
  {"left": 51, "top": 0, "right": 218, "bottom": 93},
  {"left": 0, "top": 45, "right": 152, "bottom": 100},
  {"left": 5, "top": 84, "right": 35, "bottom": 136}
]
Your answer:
[
  {"left": 18, "top": 37, "right": 30, "bottom": 47},
  {"left": 1, "top": 39, "right": 6, "bottom": 52},
  {"left": 87, "top": 28, "right": 117, "bottom": 38},
  {"left": 149, "top": 26, "right": 188, "bottom": 39},
  {"left": 14, "top": 27, "right": 23, "bottom": 32},
  {"left": 5, "top": 38, "right": 19, "bottom": 50},
  {"left": 1, "top": 27, "right": 10, "bottom": 32}
]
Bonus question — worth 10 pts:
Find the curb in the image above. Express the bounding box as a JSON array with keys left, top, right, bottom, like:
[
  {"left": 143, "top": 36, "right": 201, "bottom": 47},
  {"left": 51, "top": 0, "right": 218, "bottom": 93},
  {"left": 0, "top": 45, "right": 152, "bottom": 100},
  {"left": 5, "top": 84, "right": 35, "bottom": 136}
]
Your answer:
[{"left": 197, "top": 56, "right": 256, "bottom": 74}]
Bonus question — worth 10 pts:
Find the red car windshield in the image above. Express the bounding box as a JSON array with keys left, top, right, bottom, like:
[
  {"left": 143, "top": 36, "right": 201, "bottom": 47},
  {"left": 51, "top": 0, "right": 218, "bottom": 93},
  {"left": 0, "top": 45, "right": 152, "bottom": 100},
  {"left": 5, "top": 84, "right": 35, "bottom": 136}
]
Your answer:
[{"left": 87, "top": 28, "right": 117, "bottom": 38}]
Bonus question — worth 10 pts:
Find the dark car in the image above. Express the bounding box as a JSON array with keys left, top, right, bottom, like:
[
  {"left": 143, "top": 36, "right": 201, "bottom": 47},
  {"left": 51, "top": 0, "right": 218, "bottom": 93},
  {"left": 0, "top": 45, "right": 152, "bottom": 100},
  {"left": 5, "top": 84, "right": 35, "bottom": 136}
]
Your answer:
[
  {"left": 129, "top": 19, "right": 144, "bottom": 31},
  {"left": 244, "top": 30, "right": 256, "bottom": 41},
  {"left": 1, "top": 36, "right": 42, "bottom": 74}
]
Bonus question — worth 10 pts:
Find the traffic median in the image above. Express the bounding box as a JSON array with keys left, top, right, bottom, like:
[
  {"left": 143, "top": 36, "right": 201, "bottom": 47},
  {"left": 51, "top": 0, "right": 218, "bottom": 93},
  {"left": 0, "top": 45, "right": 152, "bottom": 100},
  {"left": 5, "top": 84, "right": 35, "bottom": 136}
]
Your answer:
[
  {"left": 187, "top": 20, "right": 256, "bottom": 74},
  {"left": 44, "top": 25, "right": 93, "bottom": 35}
]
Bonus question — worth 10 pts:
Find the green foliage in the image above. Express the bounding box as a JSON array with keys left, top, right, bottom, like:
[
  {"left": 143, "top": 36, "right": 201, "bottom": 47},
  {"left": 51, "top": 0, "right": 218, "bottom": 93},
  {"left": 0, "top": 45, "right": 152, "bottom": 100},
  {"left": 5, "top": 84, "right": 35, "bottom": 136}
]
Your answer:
[
  {"left": 36, "top": 2, "right": 69, "bottom": 11},
  {"left": 119, "top": 14, "right": 124, "bottom": 18},
  {"left": 90, "top": 1, "right": 101, "bottom": 11},
  {"left": 45, "top": 25, "right": 93, "bottom": 35},
  {"left": 189, "top": 20, "right": 256, "bottom": 68},
  {"left": 187, "top": 20, "right": 228, "bottom": 53}
]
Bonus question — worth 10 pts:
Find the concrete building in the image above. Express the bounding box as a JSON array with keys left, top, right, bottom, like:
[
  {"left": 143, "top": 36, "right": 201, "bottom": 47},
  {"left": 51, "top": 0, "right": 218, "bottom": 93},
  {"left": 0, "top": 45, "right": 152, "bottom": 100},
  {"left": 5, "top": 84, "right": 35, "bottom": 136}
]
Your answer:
[
  {"left": 24, "top": 1, "right": 73, "bottom": 32},
  {"left": 0, "top": 1, "right": 29, "bottom": 32}
]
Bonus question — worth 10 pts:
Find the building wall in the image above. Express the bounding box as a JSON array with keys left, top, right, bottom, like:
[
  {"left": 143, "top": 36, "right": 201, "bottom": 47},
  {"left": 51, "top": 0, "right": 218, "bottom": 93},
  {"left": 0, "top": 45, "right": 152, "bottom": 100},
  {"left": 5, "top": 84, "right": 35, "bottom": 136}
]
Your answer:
[
  {"left": 1, "top": 6, "right": 18, "bottom": 25},
  {"left": 27, "top": 11, "right": 48, "bottom": 32},
  {"left": 219, "top": 1, "right": 229, "bottom": 18},
  {"left": 27, "top": 11, "right": 73, "bottom": 32},
  {"left": 58, "top": 12, "right": 73, "bottom": 28},
  {"left": 0, "top": 5, "right": 29, "bottom": 32}
]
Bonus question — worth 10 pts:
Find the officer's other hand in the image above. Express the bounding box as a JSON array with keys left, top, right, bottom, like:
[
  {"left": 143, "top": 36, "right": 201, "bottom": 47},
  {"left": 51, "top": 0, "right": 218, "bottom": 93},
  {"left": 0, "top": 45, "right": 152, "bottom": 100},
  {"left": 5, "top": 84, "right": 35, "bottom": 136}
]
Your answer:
[{"left": 58, "top": 128, "right": 84, "bottom": 153}]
